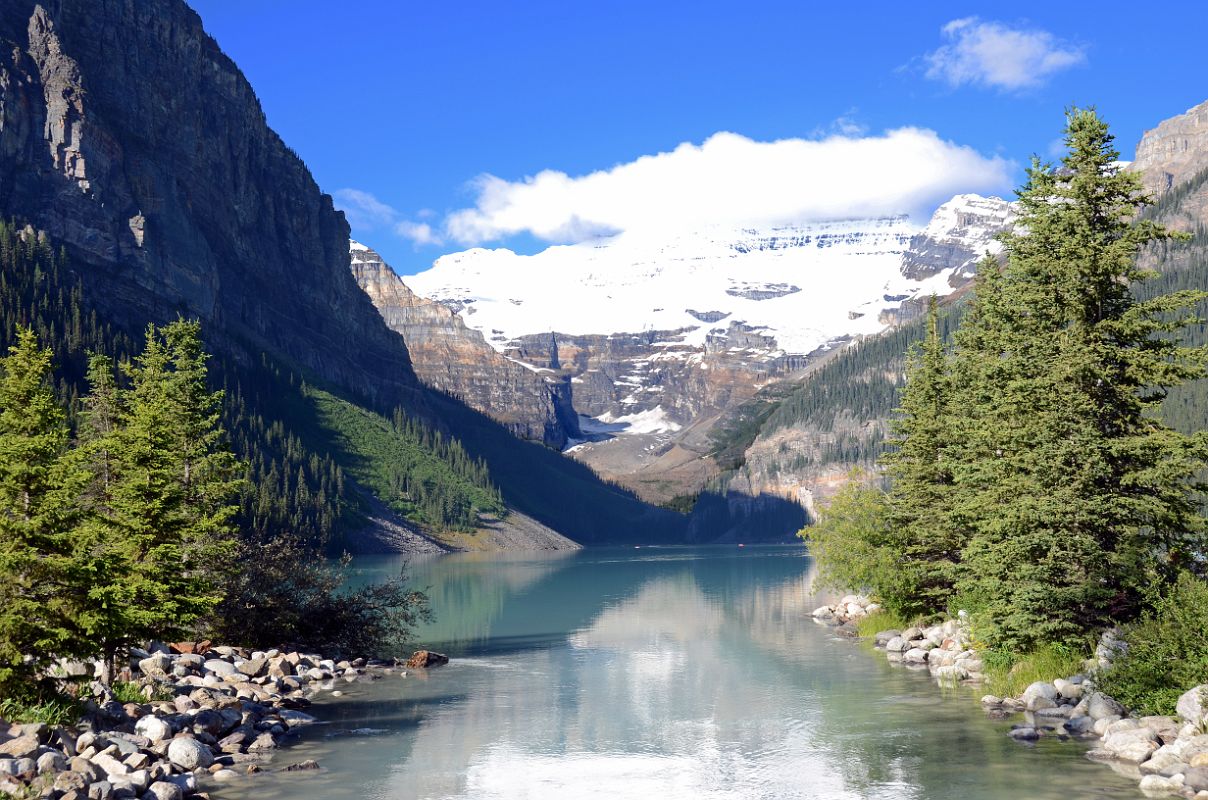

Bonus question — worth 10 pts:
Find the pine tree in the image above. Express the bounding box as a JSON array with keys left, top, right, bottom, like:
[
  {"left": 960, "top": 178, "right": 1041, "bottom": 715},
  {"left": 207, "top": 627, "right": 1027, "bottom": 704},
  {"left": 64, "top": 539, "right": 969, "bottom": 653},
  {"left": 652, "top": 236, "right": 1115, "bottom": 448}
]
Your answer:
[{"left": 950, "top": 108, "right": 1208, "bottom": 649}]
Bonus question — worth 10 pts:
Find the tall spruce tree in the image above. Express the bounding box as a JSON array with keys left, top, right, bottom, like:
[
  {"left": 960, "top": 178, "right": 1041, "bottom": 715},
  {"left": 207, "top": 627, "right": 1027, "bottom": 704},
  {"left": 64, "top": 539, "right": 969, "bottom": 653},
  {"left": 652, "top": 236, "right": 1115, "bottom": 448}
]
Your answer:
[
  {"left": 879, "top": 296, "right": 960, "bottom": 617},
  {"left": 950, "top": 108, "right": 1208, "bottom": 649},
  {"left": 79, "top": 321, "right": 242, "bottom": 679},
  {"left": 0, "top": 329, "right": 85, "bottom": 692}
]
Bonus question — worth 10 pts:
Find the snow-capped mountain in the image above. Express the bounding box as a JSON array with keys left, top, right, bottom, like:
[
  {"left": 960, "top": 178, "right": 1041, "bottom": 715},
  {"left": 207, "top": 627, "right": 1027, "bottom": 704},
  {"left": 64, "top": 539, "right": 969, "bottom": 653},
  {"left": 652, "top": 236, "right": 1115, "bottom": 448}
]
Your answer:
[
  {"left": 365, "top": 193, "right": 1014, "bottom": 504},
  {"left": 409, "top": 194, "right": 1010, "bottom": 362}
]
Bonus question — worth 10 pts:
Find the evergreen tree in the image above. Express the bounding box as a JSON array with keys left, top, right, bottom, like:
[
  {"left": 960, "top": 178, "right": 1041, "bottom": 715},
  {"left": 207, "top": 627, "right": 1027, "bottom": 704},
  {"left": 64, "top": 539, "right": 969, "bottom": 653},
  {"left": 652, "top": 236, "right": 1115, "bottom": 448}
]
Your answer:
[
  {"left": 0, "top": 329, "right": 84, "bottom": 692},
  {"left": 879, "top": 296, "right": 960, "bottom": 617},
  {"left": 79, "top": 322, "right": 242, "bottom": 679},
  {"left": 949, "top": 109, "right": 1208, "bottom": 649}
]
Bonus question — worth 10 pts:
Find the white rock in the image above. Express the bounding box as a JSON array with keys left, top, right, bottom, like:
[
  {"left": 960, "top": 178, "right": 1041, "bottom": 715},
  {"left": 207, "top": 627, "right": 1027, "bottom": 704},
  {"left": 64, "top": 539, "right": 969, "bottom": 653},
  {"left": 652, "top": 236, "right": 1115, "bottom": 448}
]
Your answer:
[
  {"left": 167, "top": 737, "right": 214, "bottom": 771},
  {"left": 1053, "top": 678, "right": 1083, "bottom": 700},
  {"left": 134, "top": 715, "right": 172, "bottom": 743},
  {"left": 1103, "top": 729, "right": 1159, "bottom": 764},
  {"left": 91, "top": 752, "right": 129, "bottom": 777},
  {"left": 1139, "top": 773, "right": 1184, "bottom": 796}
]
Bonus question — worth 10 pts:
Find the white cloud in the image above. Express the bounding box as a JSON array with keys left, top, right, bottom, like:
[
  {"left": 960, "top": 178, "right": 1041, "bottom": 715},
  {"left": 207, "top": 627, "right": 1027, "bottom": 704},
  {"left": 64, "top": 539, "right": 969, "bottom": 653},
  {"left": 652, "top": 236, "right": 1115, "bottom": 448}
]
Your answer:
[
  {"left": 923, "top": 18, "right": 1085, "bottom": 91},
  {"left": 334, "top": 188, "right": 397, "bottom": 228},
  {"left": 333, "top": 188, "right": 443, "bottom": 247},
  {"left": 443, "top": 128, "right": 1012, "bottom": 246},
  {"left": 395, "top": 220, "right": 442, "bottom": 246}
]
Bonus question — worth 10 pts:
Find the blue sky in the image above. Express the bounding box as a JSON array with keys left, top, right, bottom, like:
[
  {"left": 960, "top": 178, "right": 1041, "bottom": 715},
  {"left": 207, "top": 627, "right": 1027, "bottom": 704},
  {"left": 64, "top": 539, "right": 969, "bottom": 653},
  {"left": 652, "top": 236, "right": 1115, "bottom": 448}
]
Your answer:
[{"left": 189, "top": 1, "right": 1208, "bottom": 275}]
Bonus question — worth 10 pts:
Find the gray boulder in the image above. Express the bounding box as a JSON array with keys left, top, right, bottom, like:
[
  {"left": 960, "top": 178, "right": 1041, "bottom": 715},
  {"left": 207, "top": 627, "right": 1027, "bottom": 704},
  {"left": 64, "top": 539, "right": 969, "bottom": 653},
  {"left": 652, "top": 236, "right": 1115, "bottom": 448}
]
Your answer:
[
  {"left": 203, "top": 659, "right": 237, "bottom": 677},
  {"left": 1064, "top": 715, "right": 1096, "bottom": 736},
  {"left": 1183, "top": 766, "right": 1208, "bottom": 793},
  {"left": 1088, "top": 692, "right": 1126, "bottom": 720},
  {"left": 1021, "top": 681, "right": 1058, "bottom": 711},
  {"left": 36, "top": 750, "right": 66, "bottom": 773},
  {"left": 1177, "top": 685, "right": 1207, "bottom": 728},
  {"left": 138, "top": 653, "right": 172, "bottom": 679}
]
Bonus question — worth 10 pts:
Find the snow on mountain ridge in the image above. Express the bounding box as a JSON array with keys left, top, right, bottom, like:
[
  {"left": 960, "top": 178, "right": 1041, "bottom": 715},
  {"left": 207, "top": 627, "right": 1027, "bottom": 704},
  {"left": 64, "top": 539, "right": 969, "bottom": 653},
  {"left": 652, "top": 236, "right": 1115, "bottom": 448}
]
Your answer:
[{"left": 406, "top": 200, "right": 1007, "bottom": 358}]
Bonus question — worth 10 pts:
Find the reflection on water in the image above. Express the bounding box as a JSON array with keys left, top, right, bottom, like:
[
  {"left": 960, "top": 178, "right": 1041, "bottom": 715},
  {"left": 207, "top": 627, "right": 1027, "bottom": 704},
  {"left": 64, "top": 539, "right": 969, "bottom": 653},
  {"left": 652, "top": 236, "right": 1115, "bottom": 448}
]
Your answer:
[{"left": 213, "top": 546, "right": 1142, "bottom": 800}]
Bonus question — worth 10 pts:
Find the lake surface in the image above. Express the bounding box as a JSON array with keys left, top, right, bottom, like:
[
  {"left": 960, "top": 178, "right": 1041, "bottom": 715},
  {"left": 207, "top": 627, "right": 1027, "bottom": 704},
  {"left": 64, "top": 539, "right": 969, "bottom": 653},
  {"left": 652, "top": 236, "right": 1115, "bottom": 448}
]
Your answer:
[{"left": 212, "top": 546, "right": 1143, "bottom": 800}]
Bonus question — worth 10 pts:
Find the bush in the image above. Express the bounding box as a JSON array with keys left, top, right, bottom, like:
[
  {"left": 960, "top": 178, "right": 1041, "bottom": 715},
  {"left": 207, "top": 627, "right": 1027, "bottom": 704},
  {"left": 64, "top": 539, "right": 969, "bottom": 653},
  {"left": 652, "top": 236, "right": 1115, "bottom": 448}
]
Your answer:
[
  {"left": 211, "top": 535, "right": 432, "bottom": 657},
  {"left": 1097, "top": 572, "right": 1208, "bottom": 716},
  {"left": 802, "top": 475, "right": 919, "bottom": 616}
]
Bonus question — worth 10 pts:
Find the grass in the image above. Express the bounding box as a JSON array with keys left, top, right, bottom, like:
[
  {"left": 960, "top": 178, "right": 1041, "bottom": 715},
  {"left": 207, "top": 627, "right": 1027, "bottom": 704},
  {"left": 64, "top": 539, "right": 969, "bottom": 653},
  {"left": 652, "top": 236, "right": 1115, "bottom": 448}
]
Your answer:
[
  {"left": 0, "top": 694, "right": 80, "bottom": 726},
  {"left": 854, "top": 609, "right": 915, "bottom": 638},
  {"left": 982, "top": 642, "right": 1087, "bottom": 698},
  {"left": 108, "top": 679, "right": 177, "bottom": 704}
]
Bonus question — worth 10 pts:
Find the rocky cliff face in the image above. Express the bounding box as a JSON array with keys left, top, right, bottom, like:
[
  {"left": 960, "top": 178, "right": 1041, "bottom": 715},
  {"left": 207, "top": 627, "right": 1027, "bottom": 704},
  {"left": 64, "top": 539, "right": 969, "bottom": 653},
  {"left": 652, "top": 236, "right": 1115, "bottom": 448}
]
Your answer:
[
  {"left": 0, "top": 0, "right": 416, "bottom": 400},
  {"left": 349, "top": 242, "right": 577, "bottom": 448},
  {"left": 1132, "top": 99, "right": 1208, "bottom": 237},
  {"left": 1134, "top": 99, "right": 1208, "bottom": 198},
  {"left": 0, "top": 0, "right": 685, "bottom": 550}
]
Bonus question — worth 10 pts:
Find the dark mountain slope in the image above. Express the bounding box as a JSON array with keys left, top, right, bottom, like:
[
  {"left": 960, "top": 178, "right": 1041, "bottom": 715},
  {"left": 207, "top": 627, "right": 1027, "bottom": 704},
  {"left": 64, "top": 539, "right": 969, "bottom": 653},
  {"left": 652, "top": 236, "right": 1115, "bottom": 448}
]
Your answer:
[{"left": 0, "top": 0, "right": 683, "bottom": 547}]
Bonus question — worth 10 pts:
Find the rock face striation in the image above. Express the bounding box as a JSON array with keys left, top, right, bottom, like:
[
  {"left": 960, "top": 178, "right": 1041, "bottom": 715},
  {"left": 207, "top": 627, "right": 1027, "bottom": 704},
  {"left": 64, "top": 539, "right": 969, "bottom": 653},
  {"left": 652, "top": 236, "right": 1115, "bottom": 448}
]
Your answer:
[
  {"left": 0, "top": 0, "right": 417, "bottom": 401},
  {"left": 350, "top": 242, "right": 578, "bottom": 449},
  {"left": 1133, "top": 98, "right": 1208, "bottom": 198}
]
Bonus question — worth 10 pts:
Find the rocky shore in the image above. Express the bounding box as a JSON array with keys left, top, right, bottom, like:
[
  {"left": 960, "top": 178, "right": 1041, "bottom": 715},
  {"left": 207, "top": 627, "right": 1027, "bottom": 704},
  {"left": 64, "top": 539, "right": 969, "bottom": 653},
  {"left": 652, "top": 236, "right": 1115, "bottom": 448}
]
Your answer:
[
  {"left": 812, "top": 596, "right": 1208, "bottom": 799},
  {"left": 0, "top": 644, "right": 447, "bottom": 799}
]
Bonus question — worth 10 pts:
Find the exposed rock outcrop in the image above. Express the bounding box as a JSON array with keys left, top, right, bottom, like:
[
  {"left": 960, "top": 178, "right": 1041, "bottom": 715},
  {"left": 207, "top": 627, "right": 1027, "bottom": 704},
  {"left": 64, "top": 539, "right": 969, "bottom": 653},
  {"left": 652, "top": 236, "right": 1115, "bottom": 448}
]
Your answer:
[
  {"left": 1134, "top": 99, "right": 1208, "bottom": 198},
  {"left": 350, "top": 243, "right": 577, "bottom": 448},
  {"left": 900, "top": 194, "right": 1016, "bottom": 283},
  {"left": 0, "top": 0, "right": 419, "bottom": 402}
]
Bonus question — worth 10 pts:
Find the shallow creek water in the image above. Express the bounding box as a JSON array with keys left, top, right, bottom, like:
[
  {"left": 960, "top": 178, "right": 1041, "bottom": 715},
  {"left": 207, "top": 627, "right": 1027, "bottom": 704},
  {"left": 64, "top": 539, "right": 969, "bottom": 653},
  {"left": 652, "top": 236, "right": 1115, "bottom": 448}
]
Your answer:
[{"left": 210, "top": 545, "right": 1143, "bottom": 799}]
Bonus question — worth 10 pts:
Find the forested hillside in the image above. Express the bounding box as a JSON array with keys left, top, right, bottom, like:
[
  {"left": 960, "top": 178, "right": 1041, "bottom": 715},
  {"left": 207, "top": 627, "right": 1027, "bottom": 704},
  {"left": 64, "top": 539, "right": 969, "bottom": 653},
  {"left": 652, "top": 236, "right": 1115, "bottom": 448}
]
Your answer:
[{"left": 0, "top": 222, "right": 507, "bottom": 548}]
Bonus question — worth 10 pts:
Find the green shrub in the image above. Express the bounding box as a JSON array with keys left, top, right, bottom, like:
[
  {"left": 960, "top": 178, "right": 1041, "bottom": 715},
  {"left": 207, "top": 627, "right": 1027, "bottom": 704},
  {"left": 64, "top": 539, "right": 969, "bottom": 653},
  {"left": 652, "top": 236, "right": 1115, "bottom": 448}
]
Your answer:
[
  {"left": 212, "top": 535, "right": 432, "bottom": 657},
  {"left": 802, "top": 476, "right": 901, "bottom": 605},
  {"left": 1098, "top": 572, "right": 1208, "bottom": 716},
  {"left": 853, "top": 609, "right": 913, "bottom": 639}
]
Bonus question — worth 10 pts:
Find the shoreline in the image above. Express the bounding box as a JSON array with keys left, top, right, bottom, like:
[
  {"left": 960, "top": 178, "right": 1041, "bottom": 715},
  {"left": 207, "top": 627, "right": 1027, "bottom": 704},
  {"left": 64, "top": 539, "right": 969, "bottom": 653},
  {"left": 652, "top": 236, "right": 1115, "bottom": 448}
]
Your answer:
[
  {"left": 812, "top": 596, "right": 1208, "bottom": 799},
  {"left": 0, "top": 643, "right": 442, "bottom": 800}
]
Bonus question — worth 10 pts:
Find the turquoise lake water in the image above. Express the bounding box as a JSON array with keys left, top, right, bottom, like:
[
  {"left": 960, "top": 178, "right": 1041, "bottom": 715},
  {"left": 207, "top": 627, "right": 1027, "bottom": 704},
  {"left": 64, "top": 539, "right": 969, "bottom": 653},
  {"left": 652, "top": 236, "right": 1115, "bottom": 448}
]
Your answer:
[{"left": 210, "top": 545, "right": 1143, "bottom": 799}]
